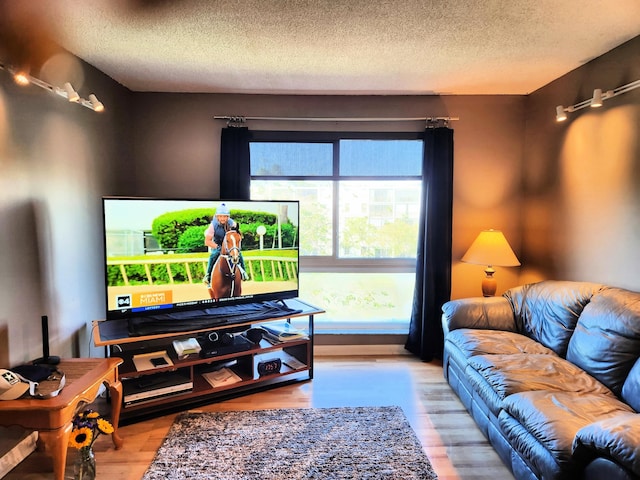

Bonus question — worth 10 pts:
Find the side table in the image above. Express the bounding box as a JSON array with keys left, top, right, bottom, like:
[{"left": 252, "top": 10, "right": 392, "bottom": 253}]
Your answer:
[{"left": 0, "top": 358, "right": 123, "bottom": 480}]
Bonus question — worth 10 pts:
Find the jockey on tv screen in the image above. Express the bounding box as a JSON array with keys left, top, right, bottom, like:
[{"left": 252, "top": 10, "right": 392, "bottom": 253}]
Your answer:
[{"left": 101, "top": 197, "right": 300, "bottom": 320}]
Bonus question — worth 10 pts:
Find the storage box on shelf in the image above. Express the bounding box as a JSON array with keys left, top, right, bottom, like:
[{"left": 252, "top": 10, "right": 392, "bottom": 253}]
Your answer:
[{"left": 93, "top": 298, "right": 322, "bottom": 423}]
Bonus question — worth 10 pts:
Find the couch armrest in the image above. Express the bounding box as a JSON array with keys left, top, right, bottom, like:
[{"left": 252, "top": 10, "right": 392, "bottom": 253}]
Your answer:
[
  {"left": 441, "top": 296, "right": 516, "bottom": 336},
  {"left": 573, "top": 413, "right": 640, "bottom": 477}
]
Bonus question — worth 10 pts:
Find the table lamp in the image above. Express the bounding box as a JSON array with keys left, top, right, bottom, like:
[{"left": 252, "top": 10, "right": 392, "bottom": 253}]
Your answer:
[{"left": 461, "top": 229, "right": 520, "bottom": 297}]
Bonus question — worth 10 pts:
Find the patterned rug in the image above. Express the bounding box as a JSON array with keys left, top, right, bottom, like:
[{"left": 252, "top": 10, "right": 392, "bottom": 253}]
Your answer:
[{"left": 143, "top": 406, "right": 438, "bottom": 480}]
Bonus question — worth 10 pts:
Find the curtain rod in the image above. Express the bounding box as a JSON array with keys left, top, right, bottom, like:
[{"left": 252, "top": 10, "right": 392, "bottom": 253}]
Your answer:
[{"left": 213, "top": 115, "right": 458, "bottom": 123}]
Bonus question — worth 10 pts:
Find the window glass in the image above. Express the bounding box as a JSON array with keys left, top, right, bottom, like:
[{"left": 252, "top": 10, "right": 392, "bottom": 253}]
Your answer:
[
  {"left": 338, "top": 180, "right": 421, "bottom": 258},
  {"left": 250, "top": 134, "right": 422, "bottom": 330},
  {"left": 250, "top": 142, "right": 333, "bottom": 176},
  {"left": 251, "top": 180, "right": 333, "bottom": 256},
  {"left": 339, "top": 139, "right": 423, "bottom": 176}
]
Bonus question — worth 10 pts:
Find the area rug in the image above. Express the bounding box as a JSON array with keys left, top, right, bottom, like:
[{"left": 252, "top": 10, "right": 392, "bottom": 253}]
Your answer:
[{"left": 142, "top": 406, "right": 438, "bottom": 480}]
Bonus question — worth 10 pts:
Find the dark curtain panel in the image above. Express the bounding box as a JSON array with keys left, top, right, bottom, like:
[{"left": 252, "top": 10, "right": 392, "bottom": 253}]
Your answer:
[
  {"left": 220, "top": 126, "right": 251, "bottom": 200},
  {"left": 405, "top": 127, "right": 454, "bottom": 361}
]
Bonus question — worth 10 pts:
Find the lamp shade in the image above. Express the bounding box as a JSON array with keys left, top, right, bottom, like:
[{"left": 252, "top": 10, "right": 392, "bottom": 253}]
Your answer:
[{"left": 461, "top": 229, "right": 520, "bottom": 267}]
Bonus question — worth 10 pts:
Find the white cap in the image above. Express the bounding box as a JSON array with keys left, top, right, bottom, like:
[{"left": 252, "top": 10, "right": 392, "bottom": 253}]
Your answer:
[{"left": 0, "top": 369, "right": 29, "bottom": 400}]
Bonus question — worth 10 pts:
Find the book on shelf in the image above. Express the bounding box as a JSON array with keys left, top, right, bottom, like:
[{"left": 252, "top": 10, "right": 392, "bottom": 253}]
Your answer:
[
  {"left": 201, "top": 368, "right": 243, "bottom": 388},
  {"left": 281, "top": 352, "right": 307, "bottom": 370},
  {"left": 172, "top": 337, "right": 202, "bottom": 358},
  {"left": 262, "top": 321, "right": 307, "bottom": 343},
  {"left": 132, "top": 351, "right": 174, "bottom": 372}
]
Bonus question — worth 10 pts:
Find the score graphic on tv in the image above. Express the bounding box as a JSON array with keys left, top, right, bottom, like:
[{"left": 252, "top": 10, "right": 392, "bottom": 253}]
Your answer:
[
  {"left": 102, "top": 197, "right": 300, "bottom": 320},
  {"left": 116, "top": 292, "right": 174, "bottom": 312}
]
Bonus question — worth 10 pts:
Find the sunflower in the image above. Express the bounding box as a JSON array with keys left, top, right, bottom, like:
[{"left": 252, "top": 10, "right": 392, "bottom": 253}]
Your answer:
[
  {"left": 69, "top": 410, "right": 115, "bottom": 452},
  {"left": 69, "top": 427, "right": 93, "bottom": 449},
  {"left": 97, "top": 418, "right": 114, "bottom": 435}
]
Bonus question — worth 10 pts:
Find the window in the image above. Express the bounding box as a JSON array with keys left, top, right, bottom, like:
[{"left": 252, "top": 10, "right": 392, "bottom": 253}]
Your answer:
[{"left": 250, "top": 132, "right": 423, "bottom": 332}]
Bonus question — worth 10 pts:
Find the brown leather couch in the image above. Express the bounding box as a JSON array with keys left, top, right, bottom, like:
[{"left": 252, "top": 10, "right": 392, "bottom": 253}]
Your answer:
[{"left": 442, "top": 280, "right": 640, "bottom": 480}]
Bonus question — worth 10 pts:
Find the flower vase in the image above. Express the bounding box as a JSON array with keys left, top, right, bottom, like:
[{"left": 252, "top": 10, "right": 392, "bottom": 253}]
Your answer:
[{"left": 74, "top": 447, "right": 96, "bottom": 480}]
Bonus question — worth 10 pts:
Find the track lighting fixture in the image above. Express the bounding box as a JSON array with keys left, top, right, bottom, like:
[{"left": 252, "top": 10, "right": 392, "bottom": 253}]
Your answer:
[
  {"left": 556, "top": 79, "right": 640, "bottom": 122},
  {"left": 590, "top": 88, "right": 603, "bottom": 107},
  {"left": 0, "top": 62, "right": 105, "bottom": 113}
]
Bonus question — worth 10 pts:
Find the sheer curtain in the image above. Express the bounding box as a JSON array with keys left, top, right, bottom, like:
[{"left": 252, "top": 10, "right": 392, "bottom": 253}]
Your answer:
[
  {"left": 219, "top": 126, "right": 251, "bottom": 200},
  {"left": 405, "top": 127, "right": 454, "bottom": 361}
]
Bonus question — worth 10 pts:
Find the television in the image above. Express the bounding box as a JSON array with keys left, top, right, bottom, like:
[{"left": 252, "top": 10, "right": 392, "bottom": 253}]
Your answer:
[{"left": 101, "top": 197, "right": 300, "bottom": 327}]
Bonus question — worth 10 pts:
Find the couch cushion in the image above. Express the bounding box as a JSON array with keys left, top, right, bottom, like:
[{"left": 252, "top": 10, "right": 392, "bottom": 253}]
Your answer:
[
  {"left": 504, "top": 280, "right": 604, "bottom": 357},
  {"left": 442, "top": 296, "right": 516, "bottom": 334},
  {"left": 573, "top": 413, "right": 640, "bottom": 477},
  {"left": 622, "top": 357, "right": 640, "bottom": 412},
  {"left": 566, "top": 287, "right": 640, "bottom": 396},
  {"left": 499, "top": 391, "right": 633, "bottom": 479},
  {"left": 446, "top": 328, "right": 556, "bottom": 360},
  {"left": 466, "top": 353, "right": 613, "bottom": 416}
]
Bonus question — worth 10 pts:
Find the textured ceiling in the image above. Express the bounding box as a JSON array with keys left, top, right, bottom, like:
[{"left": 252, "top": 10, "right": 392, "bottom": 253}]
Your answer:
[{"left": 2, "top": 0, "right": 640, "bottom": 95}]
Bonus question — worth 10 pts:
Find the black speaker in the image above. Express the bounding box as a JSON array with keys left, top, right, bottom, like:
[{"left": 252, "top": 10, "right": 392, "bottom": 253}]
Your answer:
[
  {"left": 244, "top": 327, "right": 266, "bottom": 344},
  {"left": 202, "top": 331, "right": 234, "bottom": 347},
  {"left": 33, "top": 315, "right": 60, "bottom": 365}
]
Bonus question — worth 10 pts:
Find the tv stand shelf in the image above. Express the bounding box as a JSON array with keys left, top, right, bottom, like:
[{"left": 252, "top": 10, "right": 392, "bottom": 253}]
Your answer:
[{"left": 93, "top": 298, "right": 322, "bottom": 423}]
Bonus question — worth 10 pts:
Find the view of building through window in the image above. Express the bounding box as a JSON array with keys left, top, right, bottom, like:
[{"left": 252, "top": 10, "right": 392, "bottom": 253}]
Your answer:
[{"left": 250, "top": 136, "right": 423, "bottom": 331}]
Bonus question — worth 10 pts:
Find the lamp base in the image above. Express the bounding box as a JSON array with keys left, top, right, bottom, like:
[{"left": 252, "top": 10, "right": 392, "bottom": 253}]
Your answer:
[{"left": 481, "top": 267, "right": 497, "bottom": 297}]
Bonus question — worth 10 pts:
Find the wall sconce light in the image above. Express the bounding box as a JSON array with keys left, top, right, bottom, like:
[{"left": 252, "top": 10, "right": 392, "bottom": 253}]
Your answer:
[
  {"left": 461, "top": 229, "right": 521, "bottom": 297},
  {"left": 0, "top": 62, "right": 105, "bottom": 113},
  {"left": 555, "top": 79, "right": 640, "bottom": 122}
]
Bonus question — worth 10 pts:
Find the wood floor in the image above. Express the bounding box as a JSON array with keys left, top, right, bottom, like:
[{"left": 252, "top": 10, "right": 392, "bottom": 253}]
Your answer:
[{"left": 6, "top": 356, "right": 514, "bottom": 479}]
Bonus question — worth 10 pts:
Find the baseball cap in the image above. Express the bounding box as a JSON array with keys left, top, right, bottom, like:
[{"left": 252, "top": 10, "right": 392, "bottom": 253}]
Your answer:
[
  {"left": 0, "top": 369, "right": 29, "bottom": 400},
  {"left": 216, "top": 203, "right": 230, "bottom": 216}
]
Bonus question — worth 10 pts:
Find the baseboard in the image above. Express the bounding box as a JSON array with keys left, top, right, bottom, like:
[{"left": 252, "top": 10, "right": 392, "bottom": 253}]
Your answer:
[
  {"left": 313, "top": 333, "right": 409, "bottom": 356},
  {"left": 315, "top": 344, "right": 411, "bottom": 356}
]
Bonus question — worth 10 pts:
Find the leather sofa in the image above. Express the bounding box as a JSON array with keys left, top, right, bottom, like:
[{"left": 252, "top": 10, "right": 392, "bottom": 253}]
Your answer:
[{"left": 442, "top": 280, "right": 640, "bottom": 480}]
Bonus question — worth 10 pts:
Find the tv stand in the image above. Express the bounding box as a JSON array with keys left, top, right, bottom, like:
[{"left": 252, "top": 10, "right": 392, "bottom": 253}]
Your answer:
[{"left": 93, "top": 298, "right": 322, "bottom": 423}]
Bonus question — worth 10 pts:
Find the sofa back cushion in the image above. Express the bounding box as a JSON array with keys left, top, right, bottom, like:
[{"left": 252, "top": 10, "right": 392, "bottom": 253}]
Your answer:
[
  {"left": 566, "top": 287, "right": 640, "bottom": 397},
  {"left": 504, "top": 281, "right": 603, "bottom": 357},
  {"left": 622, "top": 357, "right": 640, "bottom": 412}
]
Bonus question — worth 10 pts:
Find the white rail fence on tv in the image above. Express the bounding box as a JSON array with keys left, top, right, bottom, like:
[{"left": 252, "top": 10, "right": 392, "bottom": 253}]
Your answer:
[{"left": 108, "top": 256, "right": 298, "bottom": 286}]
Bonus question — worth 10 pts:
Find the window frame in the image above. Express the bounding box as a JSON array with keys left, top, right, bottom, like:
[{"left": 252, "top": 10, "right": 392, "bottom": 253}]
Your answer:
[{"left": 250, "top": 130, "right": 424, "bottom": 274}]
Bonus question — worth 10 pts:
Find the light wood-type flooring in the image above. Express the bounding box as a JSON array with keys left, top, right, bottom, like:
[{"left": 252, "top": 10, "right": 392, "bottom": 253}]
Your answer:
[{"left": 6, "top": 356, "right": 514, "bottom": 479}]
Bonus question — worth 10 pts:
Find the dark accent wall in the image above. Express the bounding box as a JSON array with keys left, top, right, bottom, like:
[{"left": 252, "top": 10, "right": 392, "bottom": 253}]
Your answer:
[
  {"left": 522, "top": 36, "right": 640, "bottom": 290},
  {"left": 0, "top": 59, "right": 132, "bottom": 364},
  {"left": 1, "top": 35, "right": 637, "bottom": 364},
  {"left": 130, "top": 93, "right": 526, "bottom": 300}
]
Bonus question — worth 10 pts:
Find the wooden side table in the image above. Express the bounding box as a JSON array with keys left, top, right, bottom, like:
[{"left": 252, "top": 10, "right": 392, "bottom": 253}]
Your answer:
[{"left": 0, "top": 358, "right": 123, "bottom": 480}]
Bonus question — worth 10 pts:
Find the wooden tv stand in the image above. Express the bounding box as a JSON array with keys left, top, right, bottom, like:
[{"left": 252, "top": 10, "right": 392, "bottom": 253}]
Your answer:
[{"left": 93, "top": 299, "right": 322, "bottom": 423}]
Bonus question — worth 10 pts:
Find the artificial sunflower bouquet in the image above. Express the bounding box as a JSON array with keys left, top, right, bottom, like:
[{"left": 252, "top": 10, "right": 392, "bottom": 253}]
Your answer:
[
  {"left": 69, "top": 409, "right": 114, "bottom": 449},
  {"left": 69, "top": 409, "right": 114, "bottom": 479}
]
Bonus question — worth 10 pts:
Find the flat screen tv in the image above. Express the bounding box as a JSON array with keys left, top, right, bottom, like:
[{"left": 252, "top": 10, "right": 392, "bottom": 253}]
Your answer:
[{"left": 101, "top": 197, "right": 299, "bottom": 322}]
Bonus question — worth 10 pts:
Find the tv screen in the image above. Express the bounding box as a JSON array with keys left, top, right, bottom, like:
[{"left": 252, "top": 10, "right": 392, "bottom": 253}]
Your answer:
[{"left": 102, "top": 197, "right": 299, "bottom": 321}]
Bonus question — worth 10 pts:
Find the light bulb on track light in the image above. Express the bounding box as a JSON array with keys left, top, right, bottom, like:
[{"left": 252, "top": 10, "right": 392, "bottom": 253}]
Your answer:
[
  {"left": 89, "top": 94, "right": 104, "bottom": 112},
  {"left": 13, "top": 71, "right": 30, "bottom": 86},
  {"left": 591, "top": 89, "right": 603, "bottom": 107},
  {"left": 556, "top": 106, "right": 567, "bottom": 122},
  {"left": 64, "top": 82, "right": 79, "bottom": 102}
]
